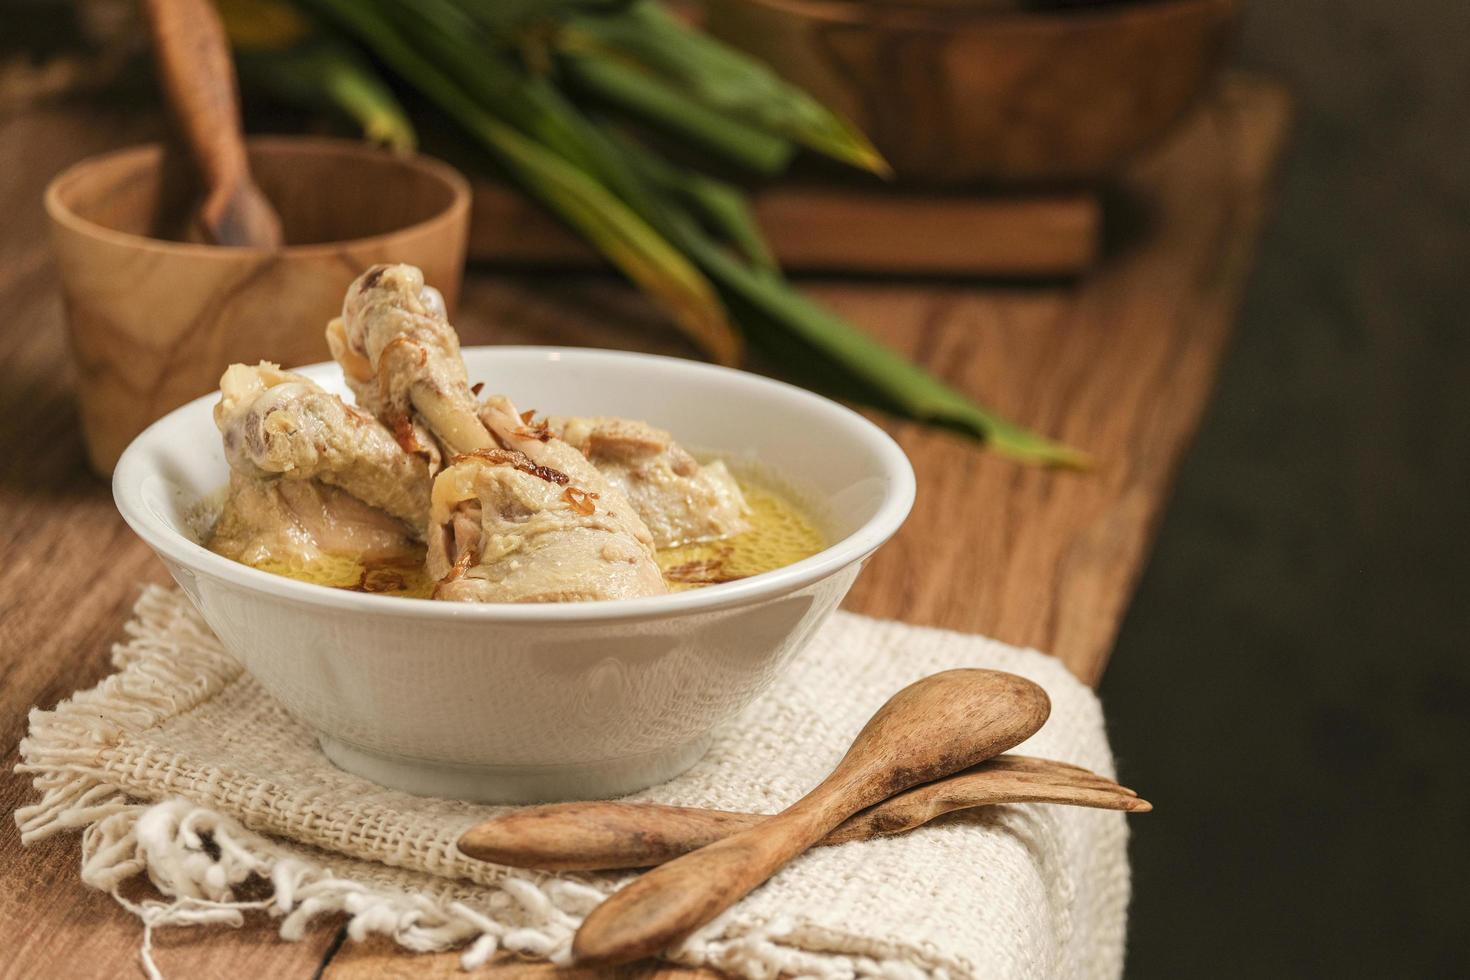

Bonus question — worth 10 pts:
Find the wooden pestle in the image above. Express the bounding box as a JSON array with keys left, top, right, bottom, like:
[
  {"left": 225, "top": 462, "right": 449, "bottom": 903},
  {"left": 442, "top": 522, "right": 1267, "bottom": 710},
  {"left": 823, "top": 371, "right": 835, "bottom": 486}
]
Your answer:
[
  {"left": 571, "top": 668, "right": 1052, "bottom": 966},
  {"left": 141, "top": 0, "right": 284, "bottom": 247},
  {"left": 459, "top": 754, "right": 1150, "bottom": 872}
]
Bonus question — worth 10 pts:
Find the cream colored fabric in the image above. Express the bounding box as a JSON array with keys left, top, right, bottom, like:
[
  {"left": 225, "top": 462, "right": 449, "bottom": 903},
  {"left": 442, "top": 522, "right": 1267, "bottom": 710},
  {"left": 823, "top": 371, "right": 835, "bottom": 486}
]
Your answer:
[{"left": 16, "top": 586, "right": 1129, "bottom": 979}]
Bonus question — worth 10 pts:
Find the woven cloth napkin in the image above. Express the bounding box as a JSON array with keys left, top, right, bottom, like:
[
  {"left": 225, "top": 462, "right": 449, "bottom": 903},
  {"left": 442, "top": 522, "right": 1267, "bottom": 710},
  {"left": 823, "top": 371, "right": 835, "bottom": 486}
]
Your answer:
[{"left": 16, "top": 586, "right": 1129, "bottom": 979}]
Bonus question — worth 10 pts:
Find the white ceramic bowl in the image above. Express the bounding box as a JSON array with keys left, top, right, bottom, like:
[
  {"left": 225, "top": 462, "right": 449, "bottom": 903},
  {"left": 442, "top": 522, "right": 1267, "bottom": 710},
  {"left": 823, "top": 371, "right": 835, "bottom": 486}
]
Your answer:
[{"left": 113, "top": 347, "right": 914, "bottom": 803}]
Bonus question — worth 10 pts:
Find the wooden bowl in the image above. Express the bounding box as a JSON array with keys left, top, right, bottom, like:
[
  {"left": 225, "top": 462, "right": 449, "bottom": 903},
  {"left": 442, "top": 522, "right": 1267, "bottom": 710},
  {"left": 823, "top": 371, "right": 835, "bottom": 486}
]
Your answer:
[
  {"left": 705, "top": 0, "right": 1240, "bottom": 185},
  {"left": 46, "top": 136, "right": 470, "bottom": 474}
]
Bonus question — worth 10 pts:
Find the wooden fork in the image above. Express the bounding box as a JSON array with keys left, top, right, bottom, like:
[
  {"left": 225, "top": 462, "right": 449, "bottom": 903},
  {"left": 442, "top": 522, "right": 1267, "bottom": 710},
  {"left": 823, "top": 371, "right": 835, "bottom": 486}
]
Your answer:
[{"left": 458, "top": 754, "right": 1149, "bottom": 872}]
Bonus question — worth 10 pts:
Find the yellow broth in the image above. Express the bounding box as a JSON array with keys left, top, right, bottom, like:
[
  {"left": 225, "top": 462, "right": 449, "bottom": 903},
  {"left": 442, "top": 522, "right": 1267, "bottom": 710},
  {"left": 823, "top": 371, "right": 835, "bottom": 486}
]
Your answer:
[
  {"left": 235, "top": 480, "right": 824, "bottom": 598},
  {"left": 656, "top": 483, "right": 825, "bottom": 590},
  {"left": 248, "top": 550, "right": 436, "bottom": 599}
]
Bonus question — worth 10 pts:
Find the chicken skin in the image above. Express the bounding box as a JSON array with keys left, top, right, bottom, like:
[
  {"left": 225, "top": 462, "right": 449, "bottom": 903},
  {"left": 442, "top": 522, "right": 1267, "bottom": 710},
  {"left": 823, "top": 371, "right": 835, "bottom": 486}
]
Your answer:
[
  {"left": 335, "top": 264, "right": 666, "bottom": 602},
  {"left": 427, "top": 449, "right": 667, "bottom": 603},
  {"left": 215, "top": 362, "right": 431, "bottom": 527},
  {"left": 209, "top": 363, "right": 425, "bottom": 567},
  {"left": 210, "top": 472, "right": 419, "bottom": 567},
  {"left": 327, "top": 264, "right": 489, "bottom": 456},
  {"left": 546, "top": 414, "right": 748, "bottom": 548}
]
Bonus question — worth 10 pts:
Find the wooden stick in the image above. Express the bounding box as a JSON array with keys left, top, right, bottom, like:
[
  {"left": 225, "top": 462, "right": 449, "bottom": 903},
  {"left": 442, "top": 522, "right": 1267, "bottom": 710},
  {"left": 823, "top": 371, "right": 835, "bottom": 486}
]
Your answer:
[
  {"left": 458, "top": 754, "right": 1150, "bottom": 871},
  {"left": 140, "top": 0, "right": 283, "bottom": 247}
]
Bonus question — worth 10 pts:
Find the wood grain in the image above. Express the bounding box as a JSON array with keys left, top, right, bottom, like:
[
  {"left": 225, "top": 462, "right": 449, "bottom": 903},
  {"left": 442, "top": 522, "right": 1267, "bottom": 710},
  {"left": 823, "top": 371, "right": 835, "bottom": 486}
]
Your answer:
[
  {"left": 457, "top": 754, "right": 1148, "bottom": 872},
  {"left": 571, "top": 669, "right": 1050, "bottom": 965},
  {"left": 1, "top": 77, "right": 1289, "bottom": 978},
  {"left": 469, "top": 179, "right": 1101, "bottom": 277},
  {"left": 704, "top": 0, "right": 1240, "bottom": 184},
  {"left": 140, "top": 0, "right": 284, "bottom": 247}
]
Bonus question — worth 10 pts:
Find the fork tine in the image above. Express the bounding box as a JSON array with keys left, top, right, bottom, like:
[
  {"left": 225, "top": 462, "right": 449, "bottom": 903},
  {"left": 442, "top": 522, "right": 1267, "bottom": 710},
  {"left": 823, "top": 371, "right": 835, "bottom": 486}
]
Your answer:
[
  {"left": 990, "top": 755, "right": 1093, "bottom": 774},
  {"left": 991, "top": 757, "right": 1140, "bottom": 791},
  {"left": 1065, "top": 777, "right": 1140, "bottom": 798},
  {"left": 1053, "top": 772, "right": 1139, "bottom": 796},
  {"left": 1023, "top": 786, "right": 1154, "bottom": 813},
  {"left": 1021, "top": 764, "right": 1142, "bottom": 798},
  {"left": 990, "top": 767, "right": 1138, "bottom": 796}
]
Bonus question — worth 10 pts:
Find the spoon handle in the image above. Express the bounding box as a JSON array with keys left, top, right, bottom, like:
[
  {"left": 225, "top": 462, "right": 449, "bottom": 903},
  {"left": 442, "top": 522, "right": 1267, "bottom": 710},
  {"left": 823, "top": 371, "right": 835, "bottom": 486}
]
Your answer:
[
  {"left": 461, "top": 800, "right": 756, "bottom": 871},
  {"left": 458, "top": 756, "right": 1149, "bottom": 871},
  {"left": 141, "top": 0, "right": 284, "bottom": 247},
  {"left": 572, "top": 795, "right": 842, "bottom": 966},
  {"left": 572, "top": 669, "right": 1051, "bottom": 965}
]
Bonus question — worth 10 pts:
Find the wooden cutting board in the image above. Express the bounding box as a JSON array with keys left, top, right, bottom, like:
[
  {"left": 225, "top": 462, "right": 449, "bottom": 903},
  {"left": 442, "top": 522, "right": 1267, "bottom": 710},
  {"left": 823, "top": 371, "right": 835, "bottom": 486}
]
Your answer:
[{"left": 468, "top": 179, "right": 1100, "bottom": 278}]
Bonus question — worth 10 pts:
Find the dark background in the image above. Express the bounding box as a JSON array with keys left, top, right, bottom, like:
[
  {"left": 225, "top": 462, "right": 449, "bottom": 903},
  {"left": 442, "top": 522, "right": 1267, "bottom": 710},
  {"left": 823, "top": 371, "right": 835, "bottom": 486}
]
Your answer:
[{"left": 1103, "top": 2, "right": 1470, "bottom": 976}]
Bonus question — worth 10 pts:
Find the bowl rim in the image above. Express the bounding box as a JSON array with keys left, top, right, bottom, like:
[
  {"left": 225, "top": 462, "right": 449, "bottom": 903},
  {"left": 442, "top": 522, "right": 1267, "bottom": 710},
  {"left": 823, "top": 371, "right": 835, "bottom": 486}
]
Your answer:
[
  {"left": 44, "top": 136, "right": 471, "bottom": 258},
  {"left": 113, "top": 346, "right": 917, "bottom": 623}
]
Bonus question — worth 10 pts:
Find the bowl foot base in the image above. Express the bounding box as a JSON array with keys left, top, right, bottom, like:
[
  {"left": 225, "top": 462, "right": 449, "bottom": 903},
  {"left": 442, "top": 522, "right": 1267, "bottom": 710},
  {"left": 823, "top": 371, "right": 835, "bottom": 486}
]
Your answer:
[{"left": 318, "top": 733, "right": 714, "bottom": 804}]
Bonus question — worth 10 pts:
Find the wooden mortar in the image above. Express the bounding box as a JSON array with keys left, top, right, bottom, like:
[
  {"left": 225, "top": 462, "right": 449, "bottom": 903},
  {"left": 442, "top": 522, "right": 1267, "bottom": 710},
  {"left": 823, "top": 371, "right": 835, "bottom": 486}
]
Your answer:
[
  {"left": 45, "top": 137, "right": 470, "bottom": 474},
  {"left": 705, "top": 0, "right": 1241, "bottom": 185}
]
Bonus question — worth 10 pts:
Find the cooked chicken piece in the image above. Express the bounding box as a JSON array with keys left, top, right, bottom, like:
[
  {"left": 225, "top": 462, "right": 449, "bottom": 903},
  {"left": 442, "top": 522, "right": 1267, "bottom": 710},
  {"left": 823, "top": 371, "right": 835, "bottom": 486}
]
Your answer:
[
  {"left": 427, "top": 449, "right": 666, "bottom": 603},
  {"left": 476, "top": 396, "right": 665, "bottom": 555},
  {"left": 210, "top": 471, "right": 419, "bottom": 566},
  {"left": 326, "top": 315, "right": 443, "bottom": 466},
  {"left": 546, "top": 415, "right": 749, "bottom": 548},
  {"left": 333, "top": 263, "right": 491, "bottom": 456},
  {"left": 425, "top": 398, "right": 666, "bottom": 602},
  {"left": 214, "top": 362, "right": 431, "bottom": 528},
  {"left": 335, "top": 264, "right": 666, "bottom": 601},
  {"left": 209, "top": 361, "right": 427, "bottom": 571}
]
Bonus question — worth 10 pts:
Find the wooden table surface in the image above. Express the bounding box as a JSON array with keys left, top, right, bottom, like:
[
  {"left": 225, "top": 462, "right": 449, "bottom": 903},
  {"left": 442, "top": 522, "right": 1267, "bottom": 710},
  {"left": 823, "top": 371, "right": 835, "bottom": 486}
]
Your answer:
[{"left": 2, "top": 77, "right": 1289, "bottom": 979}]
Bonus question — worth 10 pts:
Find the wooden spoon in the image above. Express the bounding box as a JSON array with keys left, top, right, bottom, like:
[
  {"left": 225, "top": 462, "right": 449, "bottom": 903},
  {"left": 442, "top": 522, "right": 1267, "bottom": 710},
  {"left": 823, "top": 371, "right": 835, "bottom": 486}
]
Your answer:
[
  {"left": 460, "top": 754, "right": 1149, "bottom": 872},
  {"left": 571, "top": 668, "right": 1051, "bottom": 966},
  {"left": 141, "top": 0, "right": 285, "bottom": 247}
]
